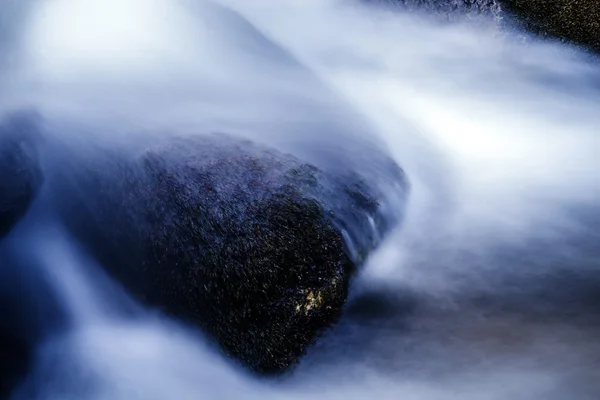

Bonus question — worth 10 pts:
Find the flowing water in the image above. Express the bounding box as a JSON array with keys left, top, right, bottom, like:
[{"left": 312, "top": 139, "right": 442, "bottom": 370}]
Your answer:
[{"left": 1, "top": 0, "right": 600, "bottom": 399}]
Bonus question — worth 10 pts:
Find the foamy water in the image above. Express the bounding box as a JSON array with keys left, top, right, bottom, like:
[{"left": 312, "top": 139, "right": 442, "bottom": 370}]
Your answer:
[{"left": 1, "top": 0, "right": 600, "bottom": 399}]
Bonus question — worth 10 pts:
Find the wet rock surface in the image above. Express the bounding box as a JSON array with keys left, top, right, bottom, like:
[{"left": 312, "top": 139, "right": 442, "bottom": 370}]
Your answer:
[
  {"left": 363, "top": 0, "right": 503, "bottom": 24},
  {"left": 0, "top": 112, "right": 44, "bottom": 397},
  {"left": 48, "top": 131, "right": 407, "bottom": 373},
  {"left": 501, "top": 0, "right": 600, "bottom": 53},
  {"left": 0, "top": 112, "right": 43, "bottom": 238},
  {"left": 0, "top": 112, "right": 43, "bottom": 399}
]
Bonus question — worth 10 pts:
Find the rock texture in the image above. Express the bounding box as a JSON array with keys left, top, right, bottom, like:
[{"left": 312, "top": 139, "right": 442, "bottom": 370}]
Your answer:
[
  {"left": 364, "top": 0, "right": 503, "bottom": 23},
  {"left": 501, "top": 0, "right": 600, "bottom": 53},
  {"left": 368, "top": 0, "right": 599, "bottom": 53},
  {"left": 0, "top": 111, "right": 43, "bottom": 238},
  {"left": 50, "top": 132, "right": 407, "bottom": 373}
]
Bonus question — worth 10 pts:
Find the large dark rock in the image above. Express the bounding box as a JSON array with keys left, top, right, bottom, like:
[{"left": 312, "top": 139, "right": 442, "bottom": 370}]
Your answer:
[
  {"left": 0, "top": 111, "right": 43, "bottom": 238},
  {"left": 501, "top": 0, "right": 600, "bottom": 53},
  {"left": 47, "top": 131, "right": 407, "bottom": 373},
  {"left": 0, "top": 0, "right": 408, "bottom": 377}
]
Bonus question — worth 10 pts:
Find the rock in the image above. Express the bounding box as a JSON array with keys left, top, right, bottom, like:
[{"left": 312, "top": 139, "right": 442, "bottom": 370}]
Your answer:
[
  {"left": 49, "top": 132, "right": 407, "bottom": 373},
  {"left": 501, "top": 0, "right": 600, "bottom": 53},
  {"left": 0, "top": 329, "right": 28, "bottom": 399},
  {"left": 0, "top": 295, "right": 65, "bottom": 400},
  {"left": 0, "top": 111, "right": 43, "bottom": 238},
  {"left": 369, "top": 0, "right": 599, "bottom": 53},
  {"left": 363, "top": 0, "right": 503, "bottom": 24},
  {"left": 0, "top": 0, "right": 408, "bottom": 375}
]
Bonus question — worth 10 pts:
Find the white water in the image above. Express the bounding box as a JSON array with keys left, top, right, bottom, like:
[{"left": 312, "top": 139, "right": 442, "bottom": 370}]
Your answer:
[{"left": 2, "top": 0, "right": 600, "bottom": 399}]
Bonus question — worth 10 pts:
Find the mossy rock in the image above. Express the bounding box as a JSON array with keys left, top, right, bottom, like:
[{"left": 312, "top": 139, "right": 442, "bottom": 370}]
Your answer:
[
  {"left": 366, "top": 0, "right": 599, "bottom": 53},
  {"left": 501, "top": 0, "right": 599, "bottom": 53},
  {"left": 48, "top": 131, "right": 407, "bottom": 373}
]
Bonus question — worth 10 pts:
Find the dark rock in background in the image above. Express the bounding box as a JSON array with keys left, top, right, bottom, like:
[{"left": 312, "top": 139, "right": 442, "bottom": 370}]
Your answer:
[
  {"left": 0, "top": 111, "right": 43, "bottom": 239},
  {"left": 365, "top": 0, "right": 599, "bottom": 53},
  {"left": 47, "top": 131, "right": 407, "bottom": 373},
  {"left": 501, "top": 0, "right": 600, "bottom": 53},
  {"left": 362, "top": 0, "right": 503, "bottom": 24}
]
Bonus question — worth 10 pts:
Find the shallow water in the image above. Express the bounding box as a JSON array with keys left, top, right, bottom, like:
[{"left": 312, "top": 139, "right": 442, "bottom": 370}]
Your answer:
[{"left": 1, "top": 0, "right": 600, "bottom": 399}]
